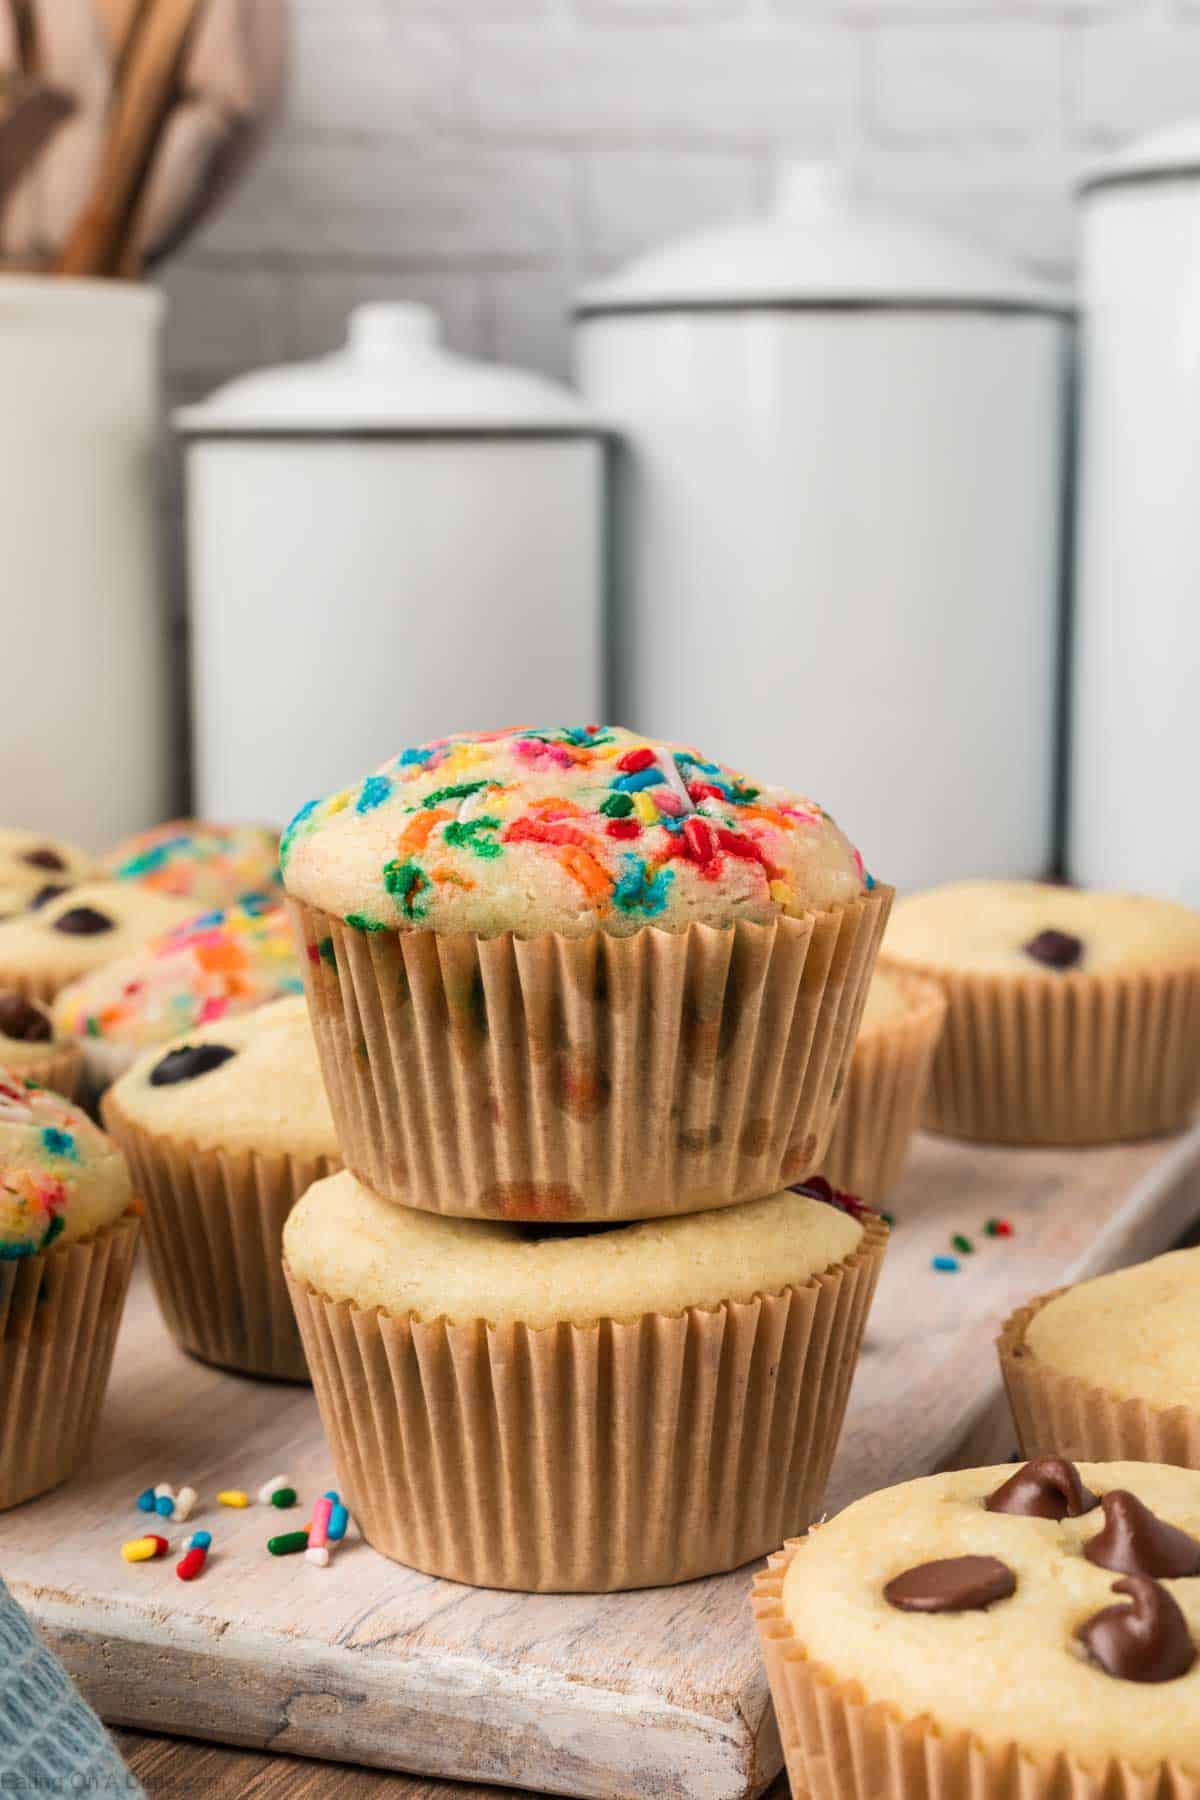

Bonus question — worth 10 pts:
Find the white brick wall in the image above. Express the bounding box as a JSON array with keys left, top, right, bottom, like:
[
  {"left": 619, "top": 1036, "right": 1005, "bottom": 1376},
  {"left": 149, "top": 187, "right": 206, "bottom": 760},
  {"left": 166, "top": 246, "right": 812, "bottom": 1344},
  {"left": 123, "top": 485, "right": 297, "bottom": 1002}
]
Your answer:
[{"left": 158, "top": 0, "right": 1199, "bottom": 394}]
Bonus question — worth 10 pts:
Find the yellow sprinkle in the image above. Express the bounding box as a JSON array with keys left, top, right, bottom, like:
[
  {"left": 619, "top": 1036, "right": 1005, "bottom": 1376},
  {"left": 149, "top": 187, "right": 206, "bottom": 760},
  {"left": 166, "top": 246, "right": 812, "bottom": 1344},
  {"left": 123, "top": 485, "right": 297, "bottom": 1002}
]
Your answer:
[
  {"left": 324, "top": 790, "right": 351, "bottom": 817},
  {"left": 769, "top": 880, "right": 795, "bottom": 907},
  {"left": 633, "top": 791, "right": 659, "bottom": 825},
  {"left": 122, "top": 1538, "right": 158, "bottom": 1563},
  {"left": 218, "top": 1489, "right": 249, "bottom": 1508}
]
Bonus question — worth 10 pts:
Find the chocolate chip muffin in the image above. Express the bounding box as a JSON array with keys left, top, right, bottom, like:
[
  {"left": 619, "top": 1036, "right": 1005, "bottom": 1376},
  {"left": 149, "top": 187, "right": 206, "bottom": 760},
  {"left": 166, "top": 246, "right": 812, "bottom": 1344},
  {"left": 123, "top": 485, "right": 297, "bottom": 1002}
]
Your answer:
[
  {"left": 283, "top": 725, "right": 890, "bottom": 1221},
  {"left": 0, "top": 992, "right": 82, "bottom": 1099},
  {"left": 754, "top": 1456, "right": 1200, "bottom": 1799},
  {"left": 0, "top": 883, "right": 194, "bottom": 1004},
  {"left": 0, "top": 829, "right": 94, "bottom": 920},
  {"left": 284, "top": 1173, "right": 886, "bottom": 1590},
  {"left": 882, "top": 881, "right": 1200, "bottom": 1143}
]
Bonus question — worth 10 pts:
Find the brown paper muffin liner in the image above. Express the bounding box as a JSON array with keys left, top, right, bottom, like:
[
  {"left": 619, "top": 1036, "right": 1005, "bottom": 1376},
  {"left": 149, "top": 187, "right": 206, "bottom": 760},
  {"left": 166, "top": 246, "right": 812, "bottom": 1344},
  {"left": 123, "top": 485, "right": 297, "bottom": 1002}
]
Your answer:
[
  {"left": 877, "top": 953, "right": 1200, "bottom": 1146},
  {"left": 0, "top": 1214, "right": 139, "bottom": 1511},
  {"left": 753, "top": 1541, "right": 1200, "bottom": 1799},
  {"left": 2, "top": 1040, "right": 85, "bottom": 1102},
  {"left": 288, "top": 885, "right": 892, "bottom": 1222},
  {"left": 819, "top": 970, "right": 947, "bottom": 1204},
  {"left": 103, "top": 1094, "right": 340, "bottom": 1382},
  {"left": 285, "top": 1213, "right": 886, "bottom": 1592},
  {"left": 998, "top": 1291, "right": 1200, "bottom": 1469}
]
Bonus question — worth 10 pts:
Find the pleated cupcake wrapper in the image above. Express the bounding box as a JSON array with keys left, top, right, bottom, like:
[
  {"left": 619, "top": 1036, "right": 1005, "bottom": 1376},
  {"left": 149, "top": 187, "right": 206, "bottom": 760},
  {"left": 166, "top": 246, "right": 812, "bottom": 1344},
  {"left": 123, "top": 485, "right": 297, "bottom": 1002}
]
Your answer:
[
  {"left": 998, "top": 1292, "right": 1200, "bottom": 1470},
  {"left": 0, "top": 1215, "right": 139, "bottom": 1511},
  {"left": 285, "top": 1214, "right": 886, "bottom": 1593},
  {"left": 288, "top": 885, "right": 892, "bottom": 1222},
  {"left": 820, "top": 970, "right": 947, "bottom": 1204},
  {"left": 753, "top": 1544, "right": 1200, "bottom": 1800},
  {"left": 877, "top": 954, "right": 1200, "bottom": 1147},
  {"left": 102, "top": 1095, "right": 339, "bottom": 1382},
  {"left": 2, "top": 1040, "right": 84, "bottom": 1102}
]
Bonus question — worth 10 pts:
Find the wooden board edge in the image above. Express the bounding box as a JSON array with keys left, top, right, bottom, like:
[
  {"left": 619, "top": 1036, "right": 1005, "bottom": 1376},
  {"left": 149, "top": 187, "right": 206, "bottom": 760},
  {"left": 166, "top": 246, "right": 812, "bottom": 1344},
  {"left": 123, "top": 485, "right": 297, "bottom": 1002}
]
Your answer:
[{"left": 21, "top": 1586, "right": 778, "bottom": 1800}]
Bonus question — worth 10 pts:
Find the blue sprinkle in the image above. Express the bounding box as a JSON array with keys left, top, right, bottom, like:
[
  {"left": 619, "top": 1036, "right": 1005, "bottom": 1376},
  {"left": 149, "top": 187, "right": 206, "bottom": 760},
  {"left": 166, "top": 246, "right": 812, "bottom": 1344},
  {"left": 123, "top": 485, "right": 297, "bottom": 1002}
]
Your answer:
[
  {"left": 155, "top": 1495, "right": 175, "bottom": 1518},
  {"left": 40, "top": 1127, "right": 79, "bottom": 1163},
  {"left": 327, "top": 1503, "right": 349, "bottom": 1543},
  {"left": 396, "top": 747, "right": 434, "bottom": 769},
  {"left": 612, "top": 767, "right": 662, "bottom": 794},
  {"left": 323, "top": 1490, "right": 340, "bottom": 1503},
  {"left": 931, "top": 1254, "right": 960, "bottom": 1273},
  {"left": 356, "top": 773, "right": 392, "bottom": 815},
  {"left": 188, "top": 1530, "right": 213, "bottom": 1550},
  {"left": 865, "top": 872, "right": 878, "bottom": 891},
  {"left": 136, "top": 1488, "right": 156, "bottom": 1513}
]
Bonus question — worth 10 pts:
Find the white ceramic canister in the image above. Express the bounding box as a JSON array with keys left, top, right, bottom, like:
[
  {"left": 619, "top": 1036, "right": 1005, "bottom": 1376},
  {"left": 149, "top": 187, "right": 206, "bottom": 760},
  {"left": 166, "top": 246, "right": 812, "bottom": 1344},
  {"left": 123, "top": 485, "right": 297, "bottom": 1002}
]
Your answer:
[
  {"left": 175, "top": 303, "right": 604, "bottom": 826},
  {"left": 0, "top": 277, "right": 169, "bottom": 848},
  {"left": 575, "top": 166, "right": 1072, "bottom": 893},
  {"left": 1070, "top": 127, "right": 1200, "bottom": 905}
]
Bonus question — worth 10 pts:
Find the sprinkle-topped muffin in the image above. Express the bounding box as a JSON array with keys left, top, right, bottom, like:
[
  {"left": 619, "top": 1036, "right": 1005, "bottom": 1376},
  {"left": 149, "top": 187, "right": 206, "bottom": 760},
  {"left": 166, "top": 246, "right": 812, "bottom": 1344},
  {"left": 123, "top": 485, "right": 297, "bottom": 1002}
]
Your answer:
[
  {"left": 0, "top": 1073, "right": 139, "bottom": 1509},
  {"left": 881, "top": 880, "right": 1200, "bottom": 1144},
  {"left": 0, "top": 828, "right": 94, "bottom": 919},
  {"left": 53, "top": 900, "right": 303, "bottom": 1091},
  {"left": 0, "top": 883, "right": 195, "bottom": 1004},
  {"left": 281, "top": 725, "right": 870, "bottom": 939},
  {"left": 754, "top": 1458, "right": 1200, "bottom": 1799},
  {"left": 102, "top": 818, "right": 281, "bottom": 909},
  {"left": 0, "top": 1074, "right": 131, "bottom": 1256},
  {"left": 284, "top": 726, "right": 888, "bottom": 1222}
]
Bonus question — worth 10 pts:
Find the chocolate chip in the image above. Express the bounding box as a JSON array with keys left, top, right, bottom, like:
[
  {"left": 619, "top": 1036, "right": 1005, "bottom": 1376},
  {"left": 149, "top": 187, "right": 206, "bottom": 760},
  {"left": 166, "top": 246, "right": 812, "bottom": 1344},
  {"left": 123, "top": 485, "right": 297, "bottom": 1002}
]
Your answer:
[
  {"left": 986, "top": 1457, "right": 1099, "bottom": 1521},
  {"left": 1083, "top": 1491, "right": 1200, "bottom": 1579},
  {"left": 1023, "top": 929, "right": 1083, "bottom": 971},
  {"left": 149, "top": 1043, "right": 237, "bottom": 1087},
  {"left": 884, "top": 1555, "right": 1016, "bottom": 1614},
  {"left": 28, "top": 884, "right": 69, "bottom": 910},
  {"left": 1076, "top": 1576, "right": 1196, "bottom": 1683},
  {"left": 22, "top": 847, "right": 66, "bottom": 872},
  {"left": 51, "top": 905, "right": 114, "bottom": 936},
  {"left": 514, "top": 1221, "right": 631, "bottom": 1243},
  {"left": 0, "top": 992, "right": 51, "bottom": 1043}
]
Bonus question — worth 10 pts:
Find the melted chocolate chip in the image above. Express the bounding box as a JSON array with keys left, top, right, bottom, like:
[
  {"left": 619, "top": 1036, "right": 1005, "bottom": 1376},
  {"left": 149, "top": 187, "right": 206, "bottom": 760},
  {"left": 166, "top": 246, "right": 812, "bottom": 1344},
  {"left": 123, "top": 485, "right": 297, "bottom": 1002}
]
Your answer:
[
  {"left": 884, "top": 1555, "right": 1016, "bottom": 1614},
  {"left": 22, "top": 847, "right": 66, "bottom": 872},
  {"left": 1076, "top": 1576, "right": 1196, "bottom": 1683},
  {"left": 149, "top": 1043, "right": 237, "bottom": 1087},
  {"left": 791, "top": 1175, "right": 874, "bottom": 1221},
  {"left": 986, "top": 1457, "right": 1099, "bottom": 1521},
  {"left": 1083, "top": 1491, "right": 1200, "bottom": 1579},
  {"left": 1023, "top": 929, "right": 1084, "bottom": 971},
  {"left": 28, "top": 883, "right": 69, "bottom": 910},
  {"left": 514, "top": 1221, "right": 632, "bottom": 1242},
  {"left": 0, "top": 992, "right": 51, "bottom": 1043},
  {"left": 51, "top": 905, "right": 114, "bottom": 936}
]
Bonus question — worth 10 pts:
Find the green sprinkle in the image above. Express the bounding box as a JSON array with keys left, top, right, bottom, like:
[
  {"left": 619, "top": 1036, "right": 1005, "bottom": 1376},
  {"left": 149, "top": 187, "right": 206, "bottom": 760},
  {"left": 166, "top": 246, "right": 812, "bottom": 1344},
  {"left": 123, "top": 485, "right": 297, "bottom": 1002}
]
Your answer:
[
  {"left": 269, "top": 1486, "right": 298, "bottom": 1509},
  {"left": 317, "top": 937, "right": 336, "bottom": 965},
  {"left": 267, "top": 1530, "right": 309, "bottom": 1556},
  {"left": 880, "top": 1211, "right": 895, "bottom": 1228},
  {"left": 599, "top": 792, "right": 634, "bottom": 818},
  {"left": 421, "top": 780, "right": 493, "bottom": 810},
  {"left": 383, "top": 859, "right": 430, "bottom": 922},
  {"left": 951, "top": 1233, "right": 974, "bottom": 1255},
  {"left": 442, "top": 816, "right": 503, "bottom": 859},
  {"left": 40, "top": 1215, "right": 65, "bottom": 1251},
  {"left": 345, "top": 913, "right": 387, "bottom": 933}
]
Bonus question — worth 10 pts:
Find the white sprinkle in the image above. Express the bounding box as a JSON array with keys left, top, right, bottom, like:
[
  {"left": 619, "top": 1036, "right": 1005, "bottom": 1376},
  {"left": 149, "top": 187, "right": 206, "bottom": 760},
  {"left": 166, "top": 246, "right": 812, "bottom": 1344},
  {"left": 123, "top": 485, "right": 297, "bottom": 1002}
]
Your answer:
[
  {"left": 456, "top": 787, "right": 487, "bottom": 824},
  {"left": 174, "top": 1486, "right": 197, "bottom": 1522},
  {"left": 257, "top": 1475, "right": 290, "bottom": 1505},
  {"left": 154, "top": 1484, "right": 175, "bottom": 1500},
  {"left": 653, "top": 747, "right": 695, "bottom": 814},
  {"left": 305, "top": 1545, "right": 330, "bottom": 1568}
]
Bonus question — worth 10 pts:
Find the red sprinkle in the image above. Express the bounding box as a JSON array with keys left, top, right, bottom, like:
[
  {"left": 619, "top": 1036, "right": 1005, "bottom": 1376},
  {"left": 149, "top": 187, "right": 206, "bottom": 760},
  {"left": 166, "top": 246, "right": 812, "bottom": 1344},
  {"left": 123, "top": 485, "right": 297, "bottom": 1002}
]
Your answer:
[
  {"left": 616, "top": 747, "right": 656, "bottom": 774},
  {"left": 995, "top": 1218, "right": 1014, "bottom": 1237},
  {"left": 682, "top": 816, "right": 720, "bottom": 868},
  {"left": 688, "top": 781, "right": 726, "bottom": 805},
  {"left": 176, "top": 1545, "right": 207, "bottom": 1581},
  {"left": 605, "top": 818, "right": 641, "bottom": 840}
]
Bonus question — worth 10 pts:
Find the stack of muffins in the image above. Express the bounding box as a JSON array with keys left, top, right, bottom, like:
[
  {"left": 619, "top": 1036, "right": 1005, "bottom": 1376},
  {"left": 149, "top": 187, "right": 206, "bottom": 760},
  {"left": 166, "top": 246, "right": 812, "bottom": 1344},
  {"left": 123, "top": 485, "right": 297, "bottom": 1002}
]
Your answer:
[{"left": 269, "top": 725, "right": 892, "bottom": 1592}]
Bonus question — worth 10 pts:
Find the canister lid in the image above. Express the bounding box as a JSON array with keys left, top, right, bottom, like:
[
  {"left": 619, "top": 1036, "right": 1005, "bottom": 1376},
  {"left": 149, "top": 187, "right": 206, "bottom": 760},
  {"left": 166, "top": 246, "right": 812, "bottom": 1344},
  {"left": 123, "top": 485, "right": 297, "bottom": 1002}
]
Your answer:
[
  {"left": 1079, "top": 120, "right": 1200, "bottom": 198},
  {"left": 576, "top": 162, "right": 1070, "bottom": 319},
  {"left": 174, "top": 303, "right": 598, "bottom": 437}
]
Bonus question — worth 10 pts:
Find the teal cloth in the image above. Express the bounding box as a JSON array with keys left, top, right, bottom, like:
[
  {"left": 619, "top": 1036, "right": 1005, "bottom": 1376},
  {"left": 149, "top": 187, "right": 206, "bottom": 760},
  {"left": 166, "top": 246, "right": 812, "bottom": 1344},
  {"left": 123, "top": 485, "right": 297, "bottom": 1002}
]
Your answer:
[{"left": 0, "top": 1574, "right": 142, "bottom": 1794}]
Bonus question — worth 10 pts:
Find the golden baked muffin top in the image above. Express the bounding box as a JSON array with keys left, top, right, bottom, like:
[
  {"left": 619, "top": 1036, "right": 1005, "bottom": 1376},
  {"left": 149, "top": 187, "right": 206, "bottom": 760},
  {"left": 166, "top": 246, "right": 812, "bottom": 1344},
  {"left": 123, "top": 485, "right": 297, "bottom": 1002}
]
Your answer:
[
  {"left": 0, "top": 826, "right": 95, "bottom": 917},
  {"left": 0, "top": 883, "right": 195, "bottom": 994},
  {"left": 101, "top": 818, "right": 281, "bottom": 909},
  {"left": 281, "top": 725, "right": 872, "bottom": 939},
  {"left": 1025, "top": 1249, "right": 1200, "bottom": 1412},
  {"left": 785, "top": 1459, "right": 1200, "bottom": 1769},
  {"left": 0, "top": 1071, "right": 131, "bottom": 1255},
  {"left": 105, "top": 995, "right": 338, "bottom": 1163},
  {"left": 284, "top": 1171, "right": 869, "bottom": 1327},
  {"left": 885, "top": 881, "right": 1200, "bottom": 976}
]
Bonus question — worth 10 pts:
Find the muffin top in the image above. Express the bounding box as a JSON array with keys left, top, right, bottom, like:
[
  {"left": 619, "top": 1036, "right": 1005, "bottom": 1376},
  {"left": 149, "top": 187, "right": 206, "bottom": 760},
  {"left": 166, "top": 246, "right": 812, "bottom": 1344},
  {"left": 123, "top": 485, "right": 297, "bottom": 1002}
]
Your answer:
[
  {"left": 0, "top": 1072, "right": 132, "bottom": 1255},
  {"left": 53, "top": 900, "right": 303, "bottom": 1051},
  {"left": 284, "top": 1172, "right": 869, "bottom": 1327},
  {"left": 0, "top": 992, "right": 73, "bottom": 1076},
  {"left": 105, "top": 996, "right": 338, "bottom": 1162},
  {"left": 0, "top": 827, "right": 95, "bottom": 917},
  {"left": 856, "top": 966, "right": 946, "bottom": 1038},
  {"left": 102, "top": 818, "right": 281, "bottom": 908},
  {"left": 886, "top": 881, "right": 1200, "bottom": 977},
  {"left": 280, "top": 726, "right": 870, "bottom": 939},
  {"left": 0, "top": 884, "right": 195, "bottom": 994},
  {"left": 784, "top": 1459, "right": 1200, "bottom": 1769},
  {"left": 1024, "top": 1249, "right": 1200, "bottom": 1412}
]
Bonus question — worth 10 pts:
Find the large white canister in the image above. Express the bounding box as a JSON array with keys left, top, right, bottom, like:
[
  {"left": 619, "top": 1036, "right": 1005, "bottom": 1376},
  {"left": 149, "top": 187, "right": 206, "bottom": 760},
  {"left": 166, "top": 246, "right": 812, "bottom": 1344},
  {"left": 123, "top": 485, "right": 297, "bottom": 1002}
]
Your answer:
[
  {"left": 575, "top": 166, "right": 1072, "bottom": 892},
  {"left": 0, "top": 277, "right": 168, "bottom": 848},
  {"left": 176, "top": 303, "right": 604, "bottom": 827},
  {"left": 1070, "top": 128, "right": 1200, "bottom": 905}
]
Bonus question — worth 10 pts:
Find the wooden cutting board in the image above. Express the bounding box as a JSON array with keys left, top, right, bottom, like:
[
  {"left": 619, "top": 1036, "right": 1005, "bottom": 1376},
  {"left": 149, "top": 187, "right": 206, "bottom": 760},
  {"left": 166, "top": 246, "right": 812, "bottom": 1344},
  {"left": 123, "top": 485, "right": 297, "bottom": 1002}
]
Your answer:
[{"left": 6, "top": 1126, "right": 1200, "bottom": 1800}]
